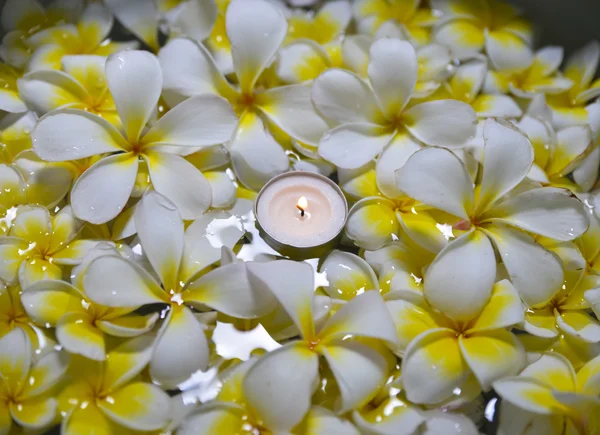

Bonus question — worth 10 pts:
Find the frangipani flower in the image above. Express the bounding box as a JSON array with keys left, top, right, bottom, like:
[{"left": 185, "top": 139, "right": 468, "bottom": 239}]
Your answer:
[
  {"left": 353, "top": 0, "right": 437, "bottom": 45},
  {"left": 431, "top": 0, "right": 533, "bottom": 71},
  {"left": 0, "top": 282, "right": 37, "bottom": 342},
  {"left": 0, "top": 327, "right": 69, "bottom": 433},
  {"left": 286, "top": 1, "right": 352, "bottom": 45},
  {"left": 0, "top": 0, "right": 83, "bottom": 69},
  {"left": 312, "top": 38, "right": 476, "bottom": 170},
  {"left": 522, "top": 240, "right": 600, "bottom": 349},
  {"left": 0, "top": 205, "right": 102, "bottom": 289},
  {"left": 485, "top": 46, "right": 574, "bottom": 98},
  {"left": 386, "top": 279, "right": 526, "bottom": 404},
  {"left": 21, "top": 246, "right": 159, "bottom": 361},
  {"left": 547, "top": 41, "right": 600, "bottom": 129},
  {"left": 32, "top": 49, "right": 238, "bottom": 224},
  {"left": 516, "top": 113, "right": 595, "bottom": 190},
  {"left": 158, "top": 0, "right": 330, "bottom": 190},
  {"left": 177, "top": 357, "right": 360, "bottom": 434},
  {"left": 396, "top": 118, "right": 589, "bottom": 311},
  {"left": 494, "top": 352, "right": 600, "bottom": 434},
  {"left": 83, "top": 191, "right": 274, "bottom": 387},
  {"left": 243, "top": 260, "right": 398, "bottom": 431},
  {"left": 18, "top": 55, "right": 119, "bottom": 126},
  {"left": 430, "top": 58, "right": 522, "bottom": 119},
  {"left": 25, "top": 2, "right": 136, "bottom": 71},
  {"left": 58, "top": 335, "right": 171, "bottom": 434}
]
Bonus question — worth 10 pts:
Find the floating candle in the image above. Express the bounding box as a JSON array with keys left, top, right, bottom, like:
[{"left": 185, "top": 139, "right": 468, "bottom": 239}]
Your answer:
[{"left": 255, "top": 172, "right": 348, "bottom": 258}]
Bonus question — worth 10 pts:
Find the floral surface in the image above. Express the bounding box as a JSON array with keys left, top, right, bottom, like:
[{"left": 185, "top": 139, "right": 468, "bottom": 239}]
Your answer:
[{"left": 0, "top": 0, "right": 599, "bottom": 434}]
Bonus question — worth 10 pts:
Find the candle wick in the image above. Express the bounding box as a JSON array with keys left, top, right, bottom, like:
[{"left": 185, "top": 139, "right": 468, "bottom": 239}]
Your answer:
[{"left": 300, "top": 209, "right": 305, "bottom": 217}]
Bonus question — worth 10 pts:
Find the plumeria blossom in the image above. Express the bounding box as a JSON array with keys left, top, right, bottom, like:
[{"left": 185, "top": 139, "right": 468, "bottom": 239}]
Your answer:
[
  {"left": 363, "top": 239, "right": 437, "bottom": 295},
  {"left": 494, "top": 352, "right": 600, "bottom": 434},
  {"left": 312, "top": 38, "right": 476, "bottom": 170},
  {"left": 83, "top": 191, "right": 275, "bottom": 388},
  {"left": 547, "top": 41, "right": 600, "bottom": 129},
  {"left": 177, "top": 357, "right": 360, "bottom": 434},
  {"left": 515, "top": 110, "right": 596, "bottom": 190},
  {"left": 0, "top": 205, "right": 105, "bottom": 289},
  {"left": 0, "top": 0, "right": 84, "bottom": 69},
  {"left": 430, "top": 0, "right": 533, "bottom": 71},
  {"left": 386, "top": 279, "right": 526, "bottom": 405},
  {"left": 158, "top": 0, "right": 330, "bottom": 190},
  {"left": 243, "top": 260, "right": 398, "bottom": 431},
  {"left": 0, "top": 327, "right": 69, "bottom": 433},
  {"left": 397, "top": 118, "right": 590, "bottom": 311},
  {"left": 21, "top": 245, "right": 158, "bottom": 361},
  {"left": 0, "top": 282, "right": 37, "bottom": 343},
  {"left": 429, "top": 58, "right": 523, "bottom": 119},
  {"left": 353, "top": 0, "right": 437, "bottom": 45},
  {"left": 58, "top": 335, "right": 171, "bottom": 434},
  {"left": 485, "top": 46, "right": 574, "bottom": 98},
  {"left": 18, "top": 55, "right": 119, "bottom": 126},
  {"left": 32, "top": 49, "right": 238, "bottom": 224},
  {"left": 25, "top": 2, "right": 136, "bottom": 71},
  {"left": 522, "top": 240, "right": 600, "bottom": 351}
]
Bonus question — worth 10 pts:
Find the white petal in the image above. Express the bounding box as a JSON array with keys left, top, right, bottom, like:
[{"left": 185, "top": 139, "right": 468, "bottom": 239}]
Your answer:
[
  {"left": 311, "top": 69, "right": 381, "bottom": 124},
  {"left": 184, "top": 262, "right": 276, "bottom": 318},
  {"left": 345, "top": 198, "right": 401, "bottom": 250},
  {"left": 205, "top": 171, "right": 236, "bottom": 209},
  {"left": 149, "top": 306, "right": 209, "bottom": 388},
  {"left": 482, "top": 187, "right": 589, "bottom": 241},
  {"left": 17, "top": 70, "right": 88, "bottom": 116},
  {"left": 496, "top": 402, "right": 562, "bottom": 435},
  {"left": 142, "top": 94, "right": 237, "bottom": 147},
  {"left": 402, "top": 329, "right": 470, "bottom": 405},
  {"left": 78, "top": 2, "right": 113, "bottom": 46},
  {"left": 276, "top": 39, "right": 330, "bottom": 84},
  {"left": 169, "top": 0, "right": 217, "bottom": 42},
  {"left": 403, "top": 100, "right": 477, "bottom": 147},
  {"left": 145, "top": 152, "right": 212, "bottom": 219},
  {"left": 476, "top": 118, "right": 533, "bottom": 213},
  {"left": 395, "top": 147, "right": 474, "bottom": 220},
  {"left": 353, "top": 406, "right": 424, "bottom": 435},
  {"left": 134, "top": 190, "right": 184, "bottom": 290},
  {"left": 306, "top": 407, "right": 360, "bottom": 435},
  {"left": 447, "top": 59, "right": 487, "bottom": 103},
  {"left": 84, "top": 255, "right": 166, "bottom": 307},
  {"left": 574, "top": 146, "right": 600, "bottom": 192},
  {"left": 485, "top": 30, "right": 533, "bottom": 72},
  {"left": 321, "top": 340, "right": 389, "bottom": 412},
  {"left": 467, "top": 279, "right": 525, "bottom": 332},
  {"left": 1, "top": 0, "right": 44, "bottom": 32},
  {"left": 417, "top": 43, "right": 452, "bottom": 82},
  {"left": 432, "top": 19, "right": 485, "bottom": 60},
  {"left": 368, "top": 39, "right": 416, "bottom": 117},
  {"left": 105, "top": 0, "right": 159, "bottom": 51},
  {"left": 482, "top": 224, "right": 563, "bottom": 307},
  {"left": 319, "top": 250, "right": 378, "bottom": 301},
  {"left": 229, "top": 113, "right": 288, "bottom": 191},
  {"left": 565, "top": 40, "right": 600, "bottom": 90},
  {"left": 341, "top": 35, "right": 372, "bottom": 77},
  {"left": 20, "top": 349, "right": 69, "bottom": 399},
  {"left": 247, "top": 260, "right": 316, "bottom": 339},
  {"left": 425, "top": 230, "right": 496, "bottom": 322},
  {"left": 179, "top": 211, "right": 245, "bottom": 284},
  {"left": 158, "top": 37, "right": 232, "bottom": 102},
  {"left": 258, "top": 84, "right": 330, "bottom": 146},
  {"left": 243, "top": 343, "right": 319, "bottom": 431},
  {"left": 177, "top": 404, "right": 245, "bottom": 435},
  {"left": 375, "top": 130, "right": 421, "bottom": 199},
  {"left": 319, "top": 123, "right": 393, "bottom": 169},
  {"left": 473, "top": 94, "right": 523, "bottom": 118},
  {"left": 226, "top": 0, "right": 287, "bottom": 94},
  {"left": 0, "top": 328, "right": 30, "bottom": 387},
  {"left": 56, "top": 312, "right": 105, "bottom": 360},
  {"left": 548, "top": 125, "right": 594, "bottom": 176},
  {"left": 71, "top": 153, "right": 138, "bottom": 224},
  {"left": 459, "top": 330, "right": 525, "bottom": 390},
  {"left": 32, "top": 109, "right": 127, "bottom": 162},
  {"left": 319, "top": 290, "right": 398, "bottom": 345},
  {"left": 105, "top": 50, "right": 162, "bottom": 143}
]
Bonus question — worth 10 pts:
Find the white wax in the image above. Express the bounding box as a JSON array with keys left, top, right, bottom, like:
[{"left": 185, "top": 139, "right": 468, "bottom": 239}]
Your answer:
[{"left": 256, "top": 173, "right": 346, "bottom": 248}]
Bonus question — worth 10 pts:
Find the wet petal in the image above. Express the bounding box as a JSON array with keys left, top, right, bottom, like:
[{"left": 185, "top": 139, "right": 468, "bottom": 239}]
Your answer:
[
  {"left": 468, "top": 279, "right": 524, "bottom": 332},
  {"left": 56, "top": 312, "right": 105, "bottom": 361},
  {"left": 20, "top": 279, "right": 84, "bottom": 327},
  {"left": 9, "top": 397, "right": 56, "bottom": 429},
  {"left": 345, "top": 198, "right": 400, "bottom": 251},
  {"left": 319, "top": 250, "right": 378, "bottom": 301}
]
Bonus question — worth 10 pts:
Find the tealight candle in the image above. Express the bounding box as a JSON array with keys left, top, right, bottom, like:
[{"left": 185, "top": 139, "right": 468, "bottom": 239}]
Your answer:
[{"left": 254, "top": 172, "right": 348, "bottom": 259}]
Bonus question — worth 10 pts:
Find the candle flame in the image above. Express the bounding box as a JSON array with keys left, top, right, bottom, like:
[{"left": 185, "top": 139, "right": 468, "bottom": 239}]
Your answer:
[{"left": 296, "top": 196, "right": 308, "bottom": 211}]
